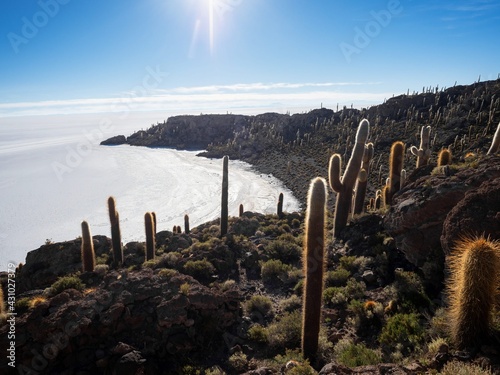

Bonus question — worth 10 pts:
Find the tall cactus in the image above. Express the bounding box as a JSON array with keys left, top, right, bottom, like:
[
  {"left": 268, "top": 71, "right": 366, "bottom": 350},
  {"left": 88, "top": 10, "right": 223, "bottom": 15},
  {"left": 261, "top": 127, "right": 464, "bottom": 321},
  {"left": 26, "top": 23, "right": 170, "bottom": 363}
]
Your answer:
[
  {"left": 144, "top": 212, "right": 155, "bottom": 261},
  {"left": 387, "top": 141, "right": 405, "bottom": 205},
  {"left": 239, "top": 204, "right": 244, "bottom": 217},
  {"left": 107, "top": 196, "right": 123, "bottom": 267},
  {"left": 184, "top": 214, "right": 190, "bottom": 234},
  {"left": 353, "top": 142, "right": 374, "bottom": 216},
  {"left": 81, "top": 220, "right": 95, "bottom": 272},
  {"left": 487, "top": 122, "right": 500, "bottom": 154},
  {"left": 277, "top": 192, "right": 284, "bottom": 218},
  {"left": 329, "top": 119, "right": 369, "bottom": 237},
  {"left": 301, "top": 177, "right": 327, "bottom": 361},
  {"left": 221, "top": 155, "right": 229, "bottom": 237},
  {"left": 410, "top": 125, "right": 432, "bottom": 168},
  {"left": 447, "top": 236, "right": 500, "bottom": 348},
  {"left": 437, "top": 148, "right": 452, "bottom": 166}
]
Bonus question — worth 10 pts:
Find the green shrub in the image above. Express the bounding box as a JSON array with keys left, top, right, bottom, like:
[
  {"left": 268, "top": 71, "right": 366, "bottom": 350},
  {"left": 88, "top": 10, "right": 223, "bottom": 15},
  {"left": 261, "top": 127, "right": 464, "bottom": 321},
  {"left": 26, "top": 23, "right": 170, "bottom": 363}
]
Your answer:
[
  {"left": 158, "top": 268, "right": 178, "bottom": 279},
  {"left": 247, "top": 324, "right": 268, "bottom": 343},
  {"left": 379, "top": 313, "right": 425, "bottom": 353},
  {"left": 266, "top": 239, "right": 301, "bottom": 264},
  {"left": 280, "top": 295, "right": 302, "bottom": 312},
  {"left": 339, "top": 256, "right": 357, "bottom": 272},
  {"left": 50, "top": 276, "right": 84, "bottom": 295},
  {"left": 245, "top": 295, "right": 273, "bottom": 317},
  {"left": 333, "top": 338, "right": 382, "bottom": 367},
  {"left": 323, "top": 286, "right": 347, "bottom": 306},
  {"left": 345, "top": 279, "right": 366, "bottom": 299},
  {"left": 227, "top": 352, "right": 248, "bottom": 373},
  {"left": 261, "top": 259, "right": 293, "bottom": 284},
  {"left": 267, "top": 310, "right": 302, "bottom": 350},
  {"left": 14, "top": 297, "right": 31, "bottom": 314},
  {"left": 183, "top": 258, "right": 216, "bottom": 281},
  {"left": 326, "top": 268, "right": 350, "bottom": 287},
  {"left": 393, "top": 270, "right": 430, "bottom": 310}
]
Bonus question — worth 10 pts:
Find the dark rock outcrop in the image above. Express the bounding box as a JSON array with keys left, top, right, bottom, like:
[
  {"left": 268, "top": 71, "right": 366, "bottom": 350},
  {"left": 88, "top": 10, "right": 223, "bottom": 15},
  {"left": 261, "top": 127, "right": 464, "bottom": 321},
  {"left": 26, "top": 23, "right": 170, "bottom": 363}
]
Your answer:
[
  {"left": 100, "top": 134, "right": 127, "bottom": 145},
  {"left": 2, "top": 268, "right": 241, "bottom": 374},
  {"left": 384, "top": 155, "right": 500, "bottom": 268},
  {"left": 441, "top": 175, "right": 500, "bottom": 253}
]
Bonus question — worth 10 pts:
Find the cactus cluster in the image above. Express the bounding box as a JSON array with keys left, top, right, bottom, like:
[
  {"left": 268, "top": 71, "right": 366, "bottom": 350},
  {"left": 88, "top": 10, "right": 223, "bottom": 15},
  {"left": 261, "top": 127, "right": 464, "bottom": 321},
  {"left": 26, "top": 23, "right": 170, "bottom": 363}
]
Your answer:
[
  {"left": 301, "top": 177, "right": 327, "bottom": 361},
  {"left": 329, "top": 119, "right": 370, "bottom": 237},
  {"left": 410, "top": 125, "right": 432, "bottom": 168}
]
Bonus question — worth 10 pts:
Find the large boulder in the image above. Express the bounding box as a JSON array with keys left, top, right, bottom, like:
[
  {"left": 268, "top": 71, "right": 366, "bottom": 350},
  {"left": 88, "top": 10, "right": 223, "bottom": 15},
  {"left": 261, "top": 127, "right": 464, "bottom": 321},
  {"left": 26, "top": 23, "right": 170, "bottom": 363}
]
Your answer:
[
  {"left": 384, "top": 155, "right": 500, "bottom": 267},
  {"left": 441, "top": 177, "right": 500, "bottom": 253}
]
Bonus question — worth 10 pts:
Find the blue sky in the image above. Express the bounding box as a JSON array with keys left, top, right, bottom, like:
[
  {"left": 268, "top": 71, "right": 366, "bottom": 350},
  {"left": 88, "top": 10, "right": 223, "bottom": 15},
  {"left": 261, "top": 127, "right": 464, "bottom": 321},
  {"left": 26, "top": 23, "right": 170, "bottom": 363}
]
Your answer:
[{"left": 1, "top": 0, "right": 499, "bottom": 117}]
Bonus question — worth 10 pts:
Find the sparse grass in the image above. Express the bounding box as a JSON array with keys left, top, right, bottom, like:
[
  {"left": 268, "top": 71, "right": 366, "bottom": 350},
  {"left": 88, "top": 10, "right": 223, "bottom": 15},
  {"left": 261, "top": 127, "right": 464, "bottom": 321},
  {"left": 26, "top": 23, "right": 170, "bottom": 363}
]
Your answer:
[
  {"left": 180, "top": 282, "right": 190, "bottom": 295},
  {"left": 227, "top": 352, "right": 248, "bottom": 373},
  {"left": 29, "top": 296, "right": 47, "bottom": 308},
  {"left": 438, "top": 361, "right": 493, "bottom": 375},
  {"left": 158, "top": 268, "right": 178, "bottom": 279}
]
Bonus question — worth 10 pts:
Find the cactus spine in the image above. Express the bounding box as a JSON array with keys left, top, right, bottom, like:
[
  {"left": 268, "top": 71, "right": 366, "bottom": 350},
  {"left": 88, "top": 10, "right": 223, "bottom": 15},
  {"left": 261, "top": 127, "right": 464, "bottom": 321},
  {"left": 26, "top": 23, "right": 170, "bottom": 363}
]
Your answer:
[
  {"left": 221, "top": 155, "right": 229, "bottom": 237},
  {"left": 387, "top": 141, "right": 405, "bottom": 205},
  {"left": 184, "top": 214, "right": 190, "bottom": 234},
  {"left": 437, "top": 148, "right": 452, "bottom": 166},
  {"left": 81, "top": 220, "right": 95, "bottom": 272},
  {"left": 277, "top": 192, "right": 284, "bottom": 218},
  {"left": 144, "top": 212, "right": 155, "bottom": 261},
  {"left": 353, "top": 142, "right": 374, "bottom": 216},
  {"left": 487, "top": 122, "right": 500, "bottom": 154},
  {"left": 410, "top": 125, "right": 432, "bottom": 168},
  {"left": 447, "top": 236, "right": 500, "bottom": 349},
  {"left": 301, "top": 177, "right": 327, "bottom": 361},
  {"left": 329, "top": 119, "right": 369, "bottom": 237},
  {"left": 107, "top": 196, "right": 123, "bottom": 267}
]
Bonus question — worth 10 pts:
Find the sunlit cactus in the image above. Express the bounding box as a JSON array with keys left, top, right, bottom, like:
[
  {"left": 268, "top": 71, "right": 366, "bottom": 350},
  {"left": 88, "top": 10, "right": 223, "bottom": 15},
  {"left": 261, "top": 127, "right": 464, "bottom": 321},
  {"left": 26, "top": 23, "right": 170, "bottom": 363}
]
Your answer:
[
  {"left": 301, "top": 177, "right": 327, "bottom": 361},
  {"left": 447, "top": 236, "right": 500, "bottom": 349},
  {"left": 329, "top": 119, "right": 369, "bottom": 237},
  {"left": 410, "top": 125, "right": 432, "bottom": 167}
]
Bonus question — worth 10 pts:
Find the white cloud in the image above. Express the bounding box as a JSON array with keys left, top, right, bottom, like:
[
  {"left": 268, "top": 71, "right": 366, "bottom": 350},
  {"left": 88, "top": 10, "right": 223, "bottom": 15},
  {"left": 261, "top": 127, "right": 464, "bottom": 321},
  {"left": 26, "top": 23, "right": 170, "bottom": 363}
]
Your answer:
[{"left": 0, "top": 82, "right": 389, "bottom": 117}]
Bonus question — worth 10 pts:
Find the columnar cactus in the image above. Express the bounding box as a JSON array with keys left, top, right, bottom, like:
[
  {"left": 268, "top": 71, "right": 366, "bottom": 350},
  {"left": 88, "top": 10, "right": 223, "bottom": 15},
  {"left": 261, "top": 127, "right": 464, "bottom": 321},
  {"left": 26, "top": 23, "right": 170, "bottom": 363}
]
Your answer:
[
  {"left": 410, "top": 125, "right": 432, "bottom": 167},
  {"left": 277, "top": 192, "right": 284, "bottom": 218},
  {"left": 221, "top": 155, "right": 229, "bottom": 237},
  {"left": 81, "top": 220, "right": 95, "bottom": 272},
  {"left": 437, "top": 149, "right": 452, "bottom": 166},
  {"left": 301, "top": 177, "right": 327, "bottom": 361},
  {"left": 184, "top": 214, "right": 190, "bottom": 234},
  {"left": 151, "top": 212, "right": 157, "bottom": 234},
  {"left": 352, "top": 169, "right": 367, "bottom": 217},
  {"left": 387, "top": 141, "right": 405, "bottom": 205},
  {"left": 353, "top": 142, "right": 374, "bottom": 215},
  {"left": 447, "top": 236, "right": 500, "bottom": 348},
  {"left": 329, "top": 119, "right": 370, "bottom": 237},
  {"left": 400, "top": 169, "right": 407, "bottom": 190},
  {"left": 375, "top": 189, "right": 381, "bottom": 209},
  {"left": 487, "top": 122, "right": 499, "bottom": 154},
  {"left": 107, "top": 196, "right": 123, "bottom": 267},
  {"left": 239, "top": 204, "right": 244, "bottom": 217},
  {"left": 144, "top": 212, "right": 155, "bottom": 261}
]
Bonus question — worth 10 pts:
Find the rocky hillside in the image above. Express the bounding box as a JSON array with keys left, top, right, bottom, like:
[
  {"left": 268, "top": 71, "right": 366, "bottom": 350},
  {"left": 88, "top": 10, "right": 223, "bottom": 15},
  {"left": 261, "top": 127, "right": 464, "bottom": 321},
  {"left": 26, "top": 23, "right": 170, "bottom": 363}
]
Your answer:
[{"left": 0, "top": 79, "right": 499, "bottom": 375}]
